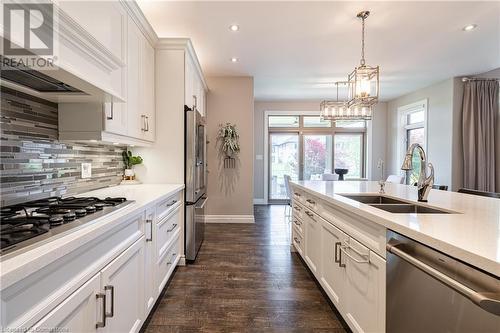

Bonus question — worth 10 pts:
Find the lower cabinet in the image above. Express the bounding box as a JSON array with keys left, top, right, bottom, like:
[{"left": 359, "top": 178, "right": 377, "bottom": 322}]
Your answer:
[
  {"left": 143, "top": 208, "right": 156, "bottom": 316},
  {"left": 29, "top": 274, "right": 101, "bottom": 333},
  {"left": 292, "top": 199, "right": 386, "bottom": 333},
  {"left": 320, "top": 220, "right": 348, "bottom": 309},
  {"left": 304, "top": 210, "right": 321, "bottom": 275},
  {"left": 100, "top": 237, "right": 145, "bottom": 333}
]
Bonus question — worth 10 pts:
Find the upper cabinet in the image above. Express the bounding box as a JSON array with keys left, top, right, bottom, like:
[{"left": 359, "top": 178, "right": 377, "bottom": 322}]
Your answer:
[
  {"left": 58, "top": 2, "right": 157, "bottom": 146},
  {"left": 185, "top": 49, "right": 207, "bottom": 116}
]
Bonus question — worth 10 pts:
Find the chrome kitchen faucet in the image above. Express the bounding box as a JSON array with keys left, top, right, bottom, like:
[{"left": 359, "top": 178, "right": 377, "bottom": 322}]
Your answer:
[{"left": 401, "top": 143, "right": 434, "bottom": 202}]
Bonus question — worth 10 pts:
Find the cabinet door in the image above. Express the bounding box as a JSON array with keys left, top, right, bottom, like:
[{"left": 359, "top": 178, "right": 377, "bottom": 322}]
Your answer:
[
  {"left": 104, "top": 102, "right": 127, "bottom": 136},
  {"left": 304, "top": 210, "right": 321, "bottom": 276},
  {"left": 343, "top": 237, "right": 386, "bottom": 333},
  {"left": 126, "top": 18, "right": 143, "bottom": 139},
  {"left": 141, "top": 40, "right": 155, "bottom": 142},
  {"left": 100, "top": 237, "right": 145, "bottom": 333},
  {"left": 320, "top": 220, "right": 348, "bottom": 310},
  {"left": 185, "top": 55, "right": 195, "bottom": 108},
  {"left": 143, "top": 208, "right": 156, "bottom": 317},
  {"left": 29, "top": 274, "right": 100, "bottom": 333}
]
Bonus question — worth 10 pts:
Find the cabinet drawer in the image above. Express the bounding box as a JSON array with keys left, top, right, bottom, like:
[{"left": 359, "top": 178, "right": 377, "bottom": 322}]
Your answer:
[
  {"left": 292, "top": 227, "right": 304, "bottom": 256},
  {"left": 156, "top": 191, "right": 182, "bottom": 221},
  {"left": 156, "top": 205, "right": 181, "bottom": 260},
  {"left": 291, "top": 216, "right": 304, "bottom": 236},
  {"left": 156, "top": 233, "right": 180, "bottom": 293},
  {"left": 292, "top": 202, "right": 305, "bottom": 221},
  {"left": 292, "top": 188, "right": 305, "bottom": 205}
]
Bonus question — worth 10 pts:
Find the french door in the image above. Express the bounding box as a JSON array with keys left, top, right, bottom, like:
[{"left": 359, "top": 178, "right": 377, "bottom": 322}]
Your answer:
[{"left": 269, "top": 132, "right": 365, "bottom": 202}]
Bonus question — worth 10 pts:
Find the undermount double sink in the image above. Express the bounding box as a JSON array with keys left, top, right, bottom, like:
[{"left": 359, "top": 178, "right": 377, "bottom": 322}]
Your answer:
[{"left": 339, "top": 195, "right": 453, "bottom": 214}]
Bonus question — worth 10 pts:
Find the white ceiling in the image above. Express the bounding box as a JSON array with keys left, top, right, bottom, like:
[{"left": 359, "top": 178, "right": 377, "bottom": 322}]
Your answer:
[{"left": 137, "top": 1, "right": 500, "bottom": 101}]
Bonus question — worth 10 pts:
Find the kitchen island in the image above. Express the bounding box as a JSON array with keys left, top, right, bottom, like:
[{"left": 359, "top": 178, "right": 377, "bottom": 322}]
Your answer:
[{"left": 289, "top": 180, "right": 500, "bottom": 333}]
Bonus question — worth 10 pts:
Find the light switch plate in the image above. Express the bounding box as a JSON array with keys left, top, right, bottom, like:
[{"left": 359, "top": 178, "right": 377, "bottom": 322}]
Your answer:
[{"left": 81, "top": 163, "right": 92, "bottom": 178}]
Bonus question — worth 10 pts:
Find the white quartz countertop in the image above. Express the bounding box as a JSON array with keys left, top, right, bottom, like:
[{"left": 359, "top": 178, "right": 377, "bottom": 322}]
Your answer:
[
  {"left": 0, "top": 183, "right": 184, "bottom": 288},
  {"left": 291, "top": 180, "right": 500, "bottom": 276}
]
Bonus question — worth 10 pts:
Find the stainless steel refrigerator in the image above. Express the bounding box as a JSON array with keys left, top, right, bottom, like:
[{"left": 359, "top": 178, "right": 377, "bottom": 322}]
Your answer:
[{"left": 185, "top": 105, "right": 206, "bottom": 261}]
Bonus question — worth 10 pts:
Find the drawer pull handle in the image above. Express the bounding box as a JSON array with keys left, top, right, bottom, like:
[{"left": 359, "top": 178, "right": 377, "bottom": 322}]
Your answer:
[
  {"left": 167, "top": 223, "right": 178, "bottom": 233},
  {"left": 96, "top": 293, "right": 106, "bottom": 328},
  {"left": 294, "top": 192, "right": 301, "bottom": 197},
  {"left": 306, "top": 199, "right": 315, "bottom": 204},
  {"left": 146, "top": 219, "right": 153, "bottom": 242},
  {"left": 305, "top": 211, "right": 314, "bottom": 218},
  {"left": 104, "top": 285, "right": 114, "bottom": 318},
  {"left": 167, "top": 200, "right": 178, "bottom": 207},
  {"left": 293, "top": 206, "right": 301, "bottom": 211},
  {"left": 293, "top": 220, "right": 301, "bottom": 226},
  {"left": 294, "top": 237, "right": 301, "bottom": 244},
  {"left": 340, "top": 245, "right": 370, "bottom": 264}
]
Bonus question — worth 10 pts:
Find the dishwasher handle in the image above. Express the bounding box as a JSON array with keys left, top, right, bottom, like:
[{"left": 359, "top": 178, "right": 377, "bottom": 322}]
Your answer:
[{"left": 387, "top": 240, "right": 500, "bottom": 316}]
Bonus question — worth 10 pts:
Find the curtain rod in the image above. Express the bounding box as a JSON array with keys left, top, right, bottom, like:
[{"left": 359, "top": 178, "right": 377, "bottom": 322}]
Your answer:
[{"left": 462, "top": 77, "right": 499, "bottom": 82}]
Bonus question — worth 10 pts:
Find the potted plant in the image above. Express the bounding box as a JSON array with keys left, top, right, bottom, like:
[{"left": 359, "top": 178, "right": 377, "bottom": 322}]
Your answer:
[
  {"left": 217, "top": 123, "right": 240, "bottom": 157},
  {"left": 122, "top": 150, "right": 143, "bottom": 180}
]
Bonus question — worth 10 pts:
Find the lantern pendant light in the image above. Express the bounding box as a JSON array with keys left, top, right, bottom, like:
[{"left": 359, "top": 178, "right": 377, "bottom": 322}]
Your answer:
[{"left": 347, "top": 10, "right": 379, "bottom": 115}]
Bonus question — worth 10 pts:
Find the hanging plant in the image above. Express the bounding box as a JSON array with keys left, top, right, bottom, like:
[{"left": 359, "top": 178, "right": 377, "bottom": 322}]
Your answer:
[{"left": 217, "top": 123, "right": 240, "bottom": 158}]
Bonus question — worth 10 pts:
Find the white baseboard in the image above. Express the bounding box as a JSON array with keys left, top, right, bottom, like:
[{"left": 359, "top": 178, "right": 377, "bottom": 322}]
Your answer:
[
  {"left": 253, "top": 198, "right": 267, "bottom": 205},
  {"left": 178, "top": 255, "right": 186, "bottom": 266},
  {"left": 204, "top": 215, "right": 255, "bottom": 223}
]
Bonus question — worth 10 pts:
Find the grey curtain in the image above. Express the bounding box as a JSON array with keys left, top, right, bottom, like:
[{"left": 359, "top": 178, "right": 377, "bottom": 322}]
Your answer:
[{"left": 462, "top": 80, "right": 499, "bottom": 192}]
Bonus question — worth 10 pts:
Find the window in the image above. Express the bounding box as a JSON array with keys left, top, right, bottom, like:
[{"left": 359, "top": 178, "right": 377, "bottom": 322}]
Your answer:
[
  {"left": 267, "top": 114, "right": 366, "bottom": 201},
  {"left": 398, "top": 100, "right": 427, "bottom": 185},
  {"left": 303, "top": 116, "right": 332, "bottom": 127},
  {"left": 268, "top": 116, "right": 299, "bottom": 127}
]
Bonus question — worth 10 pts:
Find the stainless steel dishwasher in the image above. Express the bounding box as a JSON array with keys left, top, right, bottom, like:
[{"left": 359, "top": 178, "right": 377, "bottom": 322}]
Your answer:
[{"left": 386, "top": 230, "right": 500, "bottom": 333}]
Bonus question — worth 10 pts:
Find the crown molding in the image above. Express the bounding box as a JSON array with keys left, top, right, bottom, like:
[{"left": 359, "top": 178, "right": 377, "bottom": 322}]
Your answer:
[
  {"left": 121, "top": 0, "right": 159, "bottom": 46},
  {"left": 156, "top": 38, "right": 208, "bottom": 91}
]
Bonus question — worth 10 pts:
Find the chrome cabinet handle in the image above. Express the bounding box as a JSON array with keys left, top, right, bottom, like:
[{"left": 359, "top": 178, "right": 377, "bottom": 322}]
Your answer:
[
  {"left": 105, "top": 102, "right": 114, "bottom": 120},
  {"left": 293, "top": 237, "right": 301, "bottom": 244},
  {"left": 145, "top": 116, "right": 149, "bottom": 132},
  {"left": 141, "top": 115, "right": 146, "bottom": 131},
  {"left": 294, "top": 192, "right": 301, "bottom": 197},
  {"left": 167, "top": 223, "right": 178, "bottom": 233},
  {"left": 306, "top": 199, "right": 315, "bottom": 204},
  {"left": 293, "top": 220, "right": 301, "bottom": 226},
  {"left": 336, "top": 242, "right": 346, "bottom": 267},
  {"left": 96, "top": 293, "right": 106, "bottom": 328},
  {"left": 387, "top": 241, "right": 500, "bottom": 315},
  {"left": 104, "top": 285, "right": 114, "bottom": 318},
  {"left": 193, "top": 95, "right": 197, "bottom": 109},
  {"left": 341, "top": 245, "right": 370, "bottom": 264},
  {"left": 167, "top": 200, "right": 177, "bottom": 207},
  {"left": 293, "top": 206, "right": 301, "bottom": 211},
  {"left": 305, "top": 211, "right": 314, "bottom": 218},
  {"left": 146, "top": 219, "right": 153, "bottom": 242}
]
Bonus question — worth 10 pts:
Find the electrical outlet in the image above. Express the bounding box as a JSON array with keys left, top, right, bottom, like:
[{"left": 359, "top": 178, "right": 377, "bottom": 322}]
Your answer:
[{"left": 81, "top": 163, "right": 92, "bottom": 178}]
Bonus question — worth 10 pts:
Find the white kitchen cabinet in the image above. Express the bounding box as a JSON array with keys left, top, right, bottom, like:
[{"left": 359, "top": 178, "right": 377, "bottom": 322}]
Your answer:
[
  {"left": 100, "top": 237, "right": 145, "bottom": 333},
  {"left": 126, "top": 17, "right": 143, "bottom": 140},
  {"left": 304, "top": 210, "right": 322, "bottom": 276},
  {"left": 28, "top": 274, "right": 101, "bottom": 333},
  {"left": 185, "top": 55, "right": 195, "bottom": 109},
  {"left": 320, "top": 220, "right": 348, "bottom": 310},
  {"left": 143, "top": 208, "right": 156, "bottom": 317},
  {"left": 342, "top": 237, "right": 386, "bottom": 333},
  {"left": 141, "top": 40, "right": 156, "bottom": 141}
]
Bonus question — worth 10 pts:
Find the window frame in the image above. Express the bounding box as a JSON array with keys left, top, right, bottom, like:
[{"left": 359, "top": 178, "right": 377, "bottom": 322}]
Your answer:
[
  {"left": 397, "top": 100, "right": 428, "bottom": 184},
  {"left": 267, "top": 115, "right": 367, "bottom": 202}
]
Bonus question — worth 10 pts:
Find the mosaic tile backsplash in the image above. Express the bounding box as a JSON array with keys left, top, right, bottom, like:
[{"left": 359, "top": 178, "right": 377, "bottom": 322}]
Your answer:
[{"left": 1, "top": 87, "right": 126, "bottom": 206}]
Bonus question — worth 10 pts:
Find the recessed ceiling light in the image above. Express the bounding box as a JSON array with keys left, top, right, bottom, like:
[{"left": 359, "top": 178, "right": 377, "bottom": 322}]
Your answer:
[
  {"left": 463, "top": 24, "right": 477, "bottom": 31},
  {"left": 229, "top": 24, "right": 239, "bottom": 32},
  {"left": 231, "top": 57, "right": 238, "bottom": 63}
]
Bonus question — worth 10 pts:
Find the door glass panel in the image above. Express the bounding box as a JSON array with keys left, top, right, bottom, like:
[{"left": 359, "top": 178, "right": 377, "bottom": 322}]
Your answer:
[
  {"left": 303, "top": 116, "right": 331, "bottom": 127},
  {"left": 407, "top": 127, "right": 425, "bottom": 185},
  {"left": 303, "top": 135, "right": 333, "bottom": 180},
  {"left": 269, "top": 116, "right": 299, "bottom": 128},
  {"left": 270, "top": 134, "right": 299, "bottom": 199},
  {"left": 334, "top": 134, "right": 363, "bottom": 178}
]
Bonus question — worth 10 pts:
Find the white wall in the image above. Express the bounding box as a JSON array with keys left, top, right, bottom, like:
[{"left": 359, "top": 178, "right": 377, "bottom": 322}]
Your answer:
[
  {"left": 387, "top": 78, "right": 456, "bottom": 189},
  {"left": 253, "top": 101, "right": 387, "bottom": 202}
]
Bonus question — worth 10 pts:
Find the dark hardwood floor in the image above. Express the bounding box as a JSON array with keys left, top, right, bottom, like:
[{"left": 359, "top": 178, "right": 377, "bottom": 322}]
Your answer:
[{"left": 143, "top": 205, "right": 348, "bottom": 333}]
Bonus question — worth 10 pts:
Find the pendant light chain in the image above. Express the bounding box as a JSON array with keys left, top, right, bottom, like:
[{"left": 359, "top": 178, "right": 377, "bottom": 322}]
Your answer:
[{"left": 360, "top": 15, "right": 366, "bottom": 66}]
